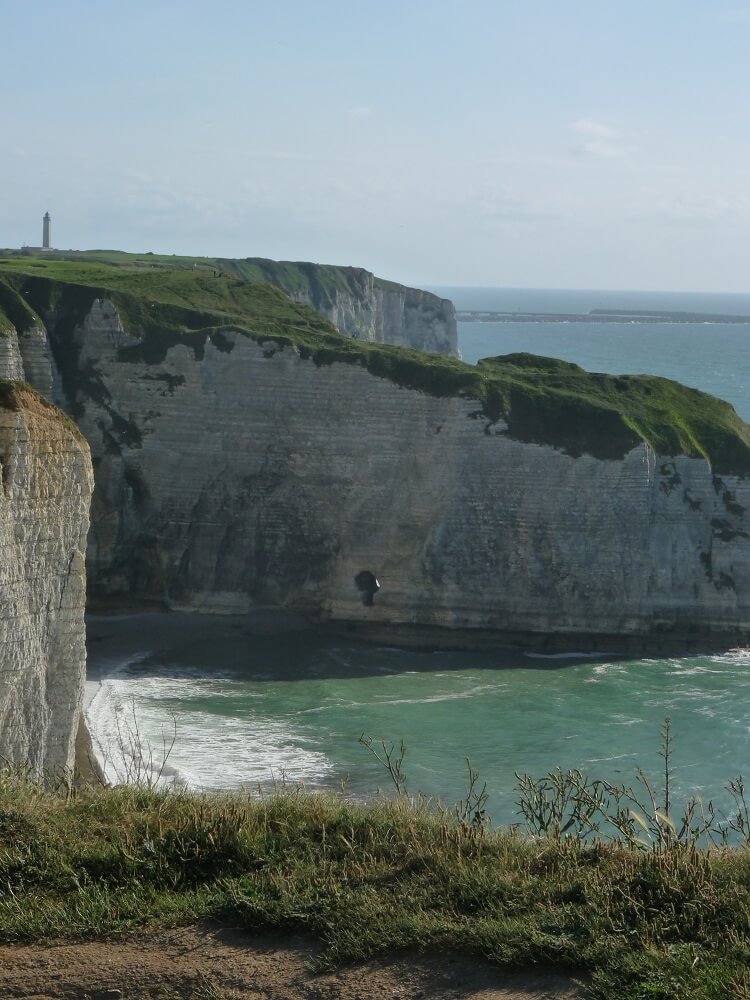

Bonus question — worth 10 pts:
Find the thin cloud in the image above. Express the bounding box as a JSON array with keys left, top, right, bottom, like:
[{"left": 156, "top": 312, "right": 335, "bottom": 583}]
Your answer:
[
  {"left": 571, "top": 119, "right": 634, "bottom": 158},
  {"left": 655, "top": 194, "right": 750, "bottom": 226},
  {"left": 572, "top": 119, "right": 619, "bottom": 139}
]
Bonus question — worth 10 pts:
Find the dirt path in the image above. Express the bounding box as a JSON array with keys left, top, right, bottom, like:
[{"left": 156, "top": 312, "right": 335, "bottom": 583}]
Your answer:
[{"left": 0, "top": 924, "right": 584, "bottom": 999}]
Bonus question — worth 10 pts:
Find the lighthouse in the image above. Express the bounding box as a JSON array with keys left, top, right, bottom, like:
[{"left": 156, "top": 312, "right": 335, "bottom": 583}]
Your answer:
[{"left": 42, "top": 212, "right": 51, "bottom": 250}]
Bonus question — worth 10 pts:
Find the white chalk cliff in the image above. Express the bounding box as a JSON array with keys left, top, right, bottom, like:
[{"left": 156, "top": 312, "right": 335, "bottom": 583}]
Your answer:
[
  {"left": 3, "top": 259, "right": 750, "bottom": 653},
  {"left": 213, "top": 257, "right": 459, "bottom": 356},
  {"left": 0, "top": 380, "right": 92, "bottom": 776}
]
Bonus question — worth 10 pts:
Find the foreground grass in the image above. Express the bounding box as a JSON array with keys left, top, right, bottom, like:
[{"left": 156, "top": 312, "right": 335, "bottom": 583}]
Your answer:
[{"left": 0, "top": 774, "right": 748, "bottom": 998}]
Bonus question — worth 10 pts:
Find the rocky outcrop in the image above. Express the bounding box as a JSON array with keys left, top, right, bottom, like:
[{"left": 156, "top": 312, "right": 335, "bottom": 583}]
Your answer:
[
  {"left": 0, "top": 331, "right": 25, "bottom": 380},
  {"left": 82, "top": 336, "right": 750, "bottom": 648},
  {"left": 0, "top": 382, "right": 93, "bottom": 776},
  {"left": 2, "top": 250, "right": 459, "bottom": 357},
  {"left": 5, "top": 261, "right": 750, "bottom": 651},
  {"left": 216, "top": 258, "right": 459, "bottom": 356},
  {"left": 0, "top": 326, "right": 58, "bottom": 396},
  {"left": 296, "top": 278, "right": 457, "bottom": 357}
]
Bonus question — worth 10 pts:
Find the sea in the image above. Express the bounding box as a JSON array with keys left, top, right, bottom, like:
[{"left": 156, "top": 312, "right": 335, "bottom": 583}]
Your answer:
[{"left": 86, "top": 286, "right": 750, "bottom": 827}]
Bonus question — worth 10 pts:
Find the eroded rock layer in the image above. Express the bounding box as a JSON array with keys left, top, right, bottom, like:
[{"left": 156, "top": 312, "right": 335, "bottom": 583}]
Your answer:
[
  {"left": 3, "top": 256, "right": 750, "bottom": 650},
  {"left": 14, "top": 307, "right": 750, "bottom": 647},
  {"left": 219, "top": 258, "right": 458, "bottom": 356},
  {"left": 0, "top": 383, "right": 92, "bottom": 776}
]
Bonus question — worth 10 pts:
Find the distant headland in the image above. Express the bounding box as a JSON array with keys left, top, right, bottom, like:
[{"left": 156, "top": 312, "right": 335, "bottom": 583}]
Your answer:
[{"left": 458, "top": 307, "right": 750, "bottom": 325}]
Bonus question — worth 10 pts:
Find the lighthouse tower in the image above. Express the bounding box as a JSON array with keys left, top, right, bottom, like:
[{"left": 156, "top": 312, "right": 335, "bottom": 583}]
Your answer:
[{"left": 42, "top": 212, "right": 51, "bottom": 250}]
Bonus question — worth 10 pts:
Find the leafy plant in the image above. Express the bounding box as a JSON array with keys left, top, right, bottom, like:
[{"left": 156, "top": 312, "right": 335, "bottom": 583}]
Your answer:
[{"left": 514, "top": 717, "right": 749, "bottom": 853}]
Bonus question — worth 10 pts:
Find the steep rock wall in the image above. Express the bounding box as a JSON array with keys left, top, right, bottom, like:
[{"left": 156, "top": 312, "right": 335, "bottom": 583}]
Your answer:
[
  {"left": 221, "top": 260, "right": 459, "bottom": 357},
  {"left": 0, "top": 383, "right": 93, "bottom": 776},
  {"left": 0, "top": 326, "right": 58, "bottom": 395},
  {"left": 0, "top": 329, "right": 25, "bottom": 380},
  {"left": 22, "top": 298, "right": 750, "bottom": 649},
  {"left": 2, "top": 250, "right": 459, "bottom": 357},
  {"left": 305, "top": 279, "right": 457, "bottom": 356}
]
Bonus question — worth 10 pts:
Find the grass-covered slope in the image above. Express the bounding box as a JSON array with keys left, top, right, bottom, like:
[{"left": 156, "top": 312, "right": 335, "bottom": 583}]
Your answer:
[
  {"left": 0, "top": 774, "right": 749, "bottom": 999},
  {"left": 1, "top": 255, "right": 749, "bottom": 474},
  {"left": 0, "top": 247, "right": 422, "bottom": 309},
  {"left": 0, "top": 274, "right": 41, "bottom": 334}
]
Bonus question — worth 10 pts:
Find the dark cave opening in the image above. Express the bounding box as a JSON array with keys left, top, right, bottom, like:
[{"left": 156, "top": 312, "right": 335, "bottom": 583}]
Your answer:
[{"left": 354, "top": 570, "right": 380, "bottom": 607}]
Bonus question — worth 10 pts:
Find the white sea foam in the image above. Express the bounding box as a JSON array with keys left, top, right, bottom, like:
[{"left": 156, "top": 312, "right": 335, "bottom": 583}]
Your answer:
[
  {"left": 584, "top": 752, "right": 637, "bottom": 763},
  {"left": 592, "top": 662, "right": 627, "bottom": 676},
  {"left": 711, "top": 648, "right": 750, "bottom": 666},
  {"left": 85, "top": 653, "right": 159, "bottom": 782},
  {"left": 85, "top": 658, "right": 335, "bottom": 790},
  {"left": 370, "top": 684, "right": 496, "bottom": 706},
  {"left": 524, "top": 651, "right": 608, "bottom": 660},
  {"left": 83, "top": 609, "right": 750, "bottom": 825},
  {"left": 670, "top": 664, "right": 713, "bottom": 676},
  {"left": 155, "top": 711, "right": 335, "bottom": 790}
]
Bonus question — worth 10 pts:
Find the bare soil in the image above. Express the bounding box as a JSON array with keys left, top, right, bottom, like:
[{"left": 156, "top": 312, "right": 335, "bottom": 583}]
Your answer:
[{"left": 0, "top": 924, "right": 584, "bottom": 999}]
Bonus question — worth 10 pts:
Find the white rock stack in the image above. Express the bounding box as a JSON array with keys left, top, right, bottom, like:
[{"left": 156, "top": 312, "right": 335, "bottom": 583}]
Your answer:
[{"left": 0, "top": 384, "right": 93, "bottom": 777}]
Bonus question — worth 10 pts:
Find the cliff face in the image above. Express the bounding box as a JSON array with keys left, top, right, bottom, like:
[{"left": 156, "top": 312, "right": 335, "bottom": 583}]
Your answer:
[
  {"left": 1, "top": 249, "right": 459, "bottom": 357},
  {"left": 0, "top": 382, "right": 92, "bottom": 776},
  {"left": 4, "top": 259, "right": 750, "bottom": 649},
  {"left": 215, "top": 258, "right": 458, "bottom": 356},
  {"left": 16, "top": 315, "right": 750, "bottom": 644},
  {"left": 0, "top": 326, "right": 57, "bottom": 395},
  {"left": 78, "top": 333, "right": 750, "bottom": 646}
]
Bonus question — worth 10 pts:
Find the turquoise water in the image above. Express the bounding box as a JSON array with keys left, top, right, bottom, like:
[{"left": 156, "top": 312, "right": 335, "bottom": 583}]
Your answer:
[
  {"left": 430, "top": 286, "right": 750, "bottom": 421},
  {"left": 85, "top": 287, "right": 750, "bottom": 825},
  {"left": 457, "top": 321, "right": 750, "bottom": 422},
  {"left": 87, "top": 617, "right": 750, "bottom": 827}
]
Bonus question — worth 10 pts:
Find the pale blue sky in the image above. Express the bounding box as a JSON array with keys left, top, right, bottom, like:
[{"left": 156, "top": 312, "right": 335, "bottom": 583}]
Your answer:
[{"left": 3, "top": 1, "right": 750, "bottom": 290}]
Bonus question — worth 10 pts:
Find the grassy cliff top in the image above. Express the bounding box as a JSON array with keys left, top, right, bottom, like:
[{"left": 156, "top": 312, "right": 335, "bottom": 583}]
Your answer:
[
  {"left": 0, "top": 256, "right": 331, "bottom": 324},
  {"left": 1, "top": 256, "right": 749, "bottom": 474},
  {"left": 0, "top": 247, "right": 450, "bottom": 308},
  {"left": 0, "top": 772, "right": 749, "bottom": 999}
]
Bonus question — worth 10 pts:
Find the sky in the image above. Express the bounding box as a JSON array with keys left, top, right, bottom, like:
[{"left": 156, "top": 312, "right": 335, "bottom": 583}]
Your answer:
[{"left": 3, "top": 1, "right": 750, "bottom": 291}]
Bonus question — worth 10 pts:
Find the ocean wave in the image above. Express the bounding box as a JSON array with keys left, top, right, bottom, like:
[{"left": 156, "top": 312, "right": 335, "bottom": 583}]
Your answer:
[
  {"left": 592, "top": 662, "right": 627, "bottom": 676},
  {"left": 711, "top": 648, "right": 750, "bottom": 666},
  {"left": 584, "top": 752, "right": 637, "bottom": 763},
  {"left": 525, "top": 651, "right": 609, "bottom": 660},
  {"left": 370, "top": 684, "right": 496, "bottom": 706},
  {"left": 85, "top": 665, "right": 335, "bottom": 790},
  {"left": 294, "top": 683, "right": 499, "bottom": 711},
  {"left": 158, "top": 711, "right": 335, "bottom": 790}
]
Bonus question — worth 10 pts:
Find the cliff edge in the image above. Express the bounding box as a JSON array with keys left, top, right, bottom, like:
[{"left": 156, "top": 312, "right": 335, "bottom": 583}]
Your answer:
[
  {"left": 3, "top": 256, "right": 750, "bottom": 649},
  {"left": 215, "top": 257, "right": 458, "bottom": 356},
  {"left": 0, "top": 380, "right": 93, "bottom": 776},
  {"left": 0, "top": 248, "right": 458, "bottom": 357}
]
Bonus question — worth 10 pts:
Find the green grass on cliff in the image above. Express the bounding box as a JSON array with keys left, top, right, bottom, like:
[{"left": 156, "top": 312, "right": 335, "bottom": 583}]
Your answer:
[
  {"left": 0, "top": 275, "right": 42, "bottom": 335},
  {"left": 0, "top": 254, "right": 749, "bottom": 474},
  {"left": 0, "top": 247, "right": 416, "bottom": 309},
  {"left": 0, "top": 772, "right": 749, "bottom": 999}
]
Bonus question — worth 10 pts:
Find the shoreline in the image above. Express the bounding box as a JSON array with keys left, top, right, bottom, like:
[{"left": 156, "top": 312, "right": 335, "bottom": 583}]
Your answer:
[
  {"left": 81, "top": 610, "right": 750, "bottom": 811},
  {"left": 86, "top": 606, "right": 750, "bottom": 660}
]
